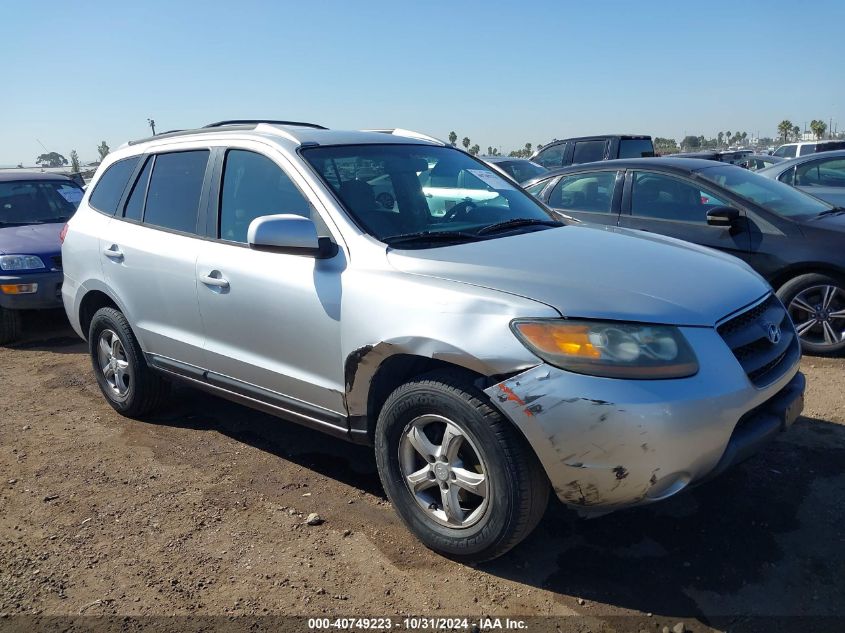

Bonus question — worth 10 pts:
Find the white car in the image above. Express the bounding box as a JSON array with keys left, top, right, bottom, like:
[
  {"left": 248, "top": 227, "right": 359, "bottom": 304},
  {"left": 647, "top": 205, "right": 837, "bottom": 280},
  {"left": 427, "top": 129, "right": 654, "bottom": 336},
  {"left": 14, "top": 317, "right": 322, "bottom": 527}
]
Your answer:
[{"left": 773, "top": 140, "right": 845, "bottom": 158}]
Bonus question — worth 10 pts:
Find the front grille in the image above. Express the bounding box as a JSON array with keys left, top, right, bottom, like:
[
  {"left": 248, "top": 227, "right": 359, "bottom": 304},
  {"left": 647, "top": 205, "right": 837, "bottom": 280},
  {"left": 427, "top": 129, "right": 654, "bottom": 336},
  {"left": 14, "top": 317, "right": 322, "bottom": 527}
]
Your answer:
[
  {"left": 717, "top": 294, "right": 798, "bottom": 387},
  {"left": 51, "top": 255, "right": 62, "bottom": 271}
]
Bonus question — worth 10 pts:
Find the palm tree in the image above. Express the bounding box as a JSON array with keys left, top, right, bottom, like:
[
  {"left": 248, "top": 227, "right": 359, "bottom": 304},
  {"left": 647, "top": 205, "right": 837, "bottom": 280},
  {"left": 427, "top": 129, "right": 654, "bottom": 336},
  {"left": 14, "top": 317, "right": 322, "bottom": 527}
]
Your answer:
[
  {"left": 777, "top": 120, "right": 793, "bottom": 142},
  {"left": 448, "top": 131, "right": 457, "bottom": 146},
  {"left": 462, "top": 137, "right": 470, "bottom": 150},
  {"left": 810, "top": 120, "right": 828, "bottom": 140},
  {"left": 792, "top": 125, "right": 801, "bottom": 141},
  {"left": 717, "top": 132, "right": 724, "bottom": 147}
]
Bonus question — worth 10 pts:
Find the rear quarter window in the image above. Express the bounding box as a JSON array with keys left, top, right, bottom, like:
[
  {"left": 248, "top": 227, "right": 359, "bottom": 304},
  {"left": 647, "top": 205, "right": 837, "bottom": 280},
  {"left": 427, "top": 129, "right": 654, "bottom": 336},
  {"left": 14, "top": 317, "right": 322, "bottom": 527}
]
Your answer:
[
  {"left": 618, "top": 139, "right": 655, "bottom": 159},
  {"left": 88, "top": 157, "right": 141, "bottom": 215}
]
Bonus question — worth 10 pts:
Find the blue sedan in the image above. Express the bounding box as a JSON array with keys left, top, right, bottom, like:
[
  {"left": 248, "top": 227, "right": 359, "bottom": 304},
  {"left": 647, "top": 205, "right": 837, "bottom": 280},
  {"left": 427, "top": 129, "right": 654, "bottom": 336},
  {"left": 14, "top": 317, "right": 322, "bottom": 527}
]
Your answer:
[{"left": 0, "top": 172, "right": 83, "bottom": 343}]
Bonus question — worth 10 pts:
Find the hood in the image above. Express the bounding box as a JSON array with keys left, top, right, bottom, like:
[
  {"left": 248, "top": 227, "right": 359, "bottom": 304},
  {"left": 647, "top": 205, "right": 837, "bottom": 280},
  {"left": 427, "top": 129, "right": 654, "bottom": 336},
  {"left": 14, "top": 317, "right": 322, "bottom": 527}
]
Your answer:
[
  {"left": 799, "top": 212, "right": 845, "bottom": 233},
  {"left": 387, "top": 225, "right": 770, "bottom": 327},
  {"left": 0, "top": 223, "right": 64, "bottom": 258}
]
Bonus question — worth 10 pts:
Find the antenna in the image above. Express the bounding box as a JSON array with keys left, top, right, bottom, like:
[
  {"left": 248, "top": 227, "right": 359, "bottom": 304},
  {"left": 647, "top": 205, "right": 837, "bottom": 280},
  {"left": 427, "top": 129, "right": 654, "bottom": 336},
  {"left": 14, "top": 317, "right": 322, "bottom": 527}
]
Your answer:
[{"left": 36, "top": 139, "right": 49, "bottom": 152}]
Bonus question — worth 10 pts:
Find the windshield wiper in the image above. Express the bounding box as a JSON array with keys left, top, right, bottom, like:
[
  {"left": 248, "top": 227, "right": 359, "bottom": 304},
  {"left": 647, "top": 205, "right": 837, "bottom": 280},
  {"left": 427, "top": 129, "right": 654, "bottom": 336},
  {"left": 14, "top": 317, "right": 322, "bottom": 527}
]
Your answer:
[
  {"left": 815, "top": 207, "right": 845, "bottom": 218},
  {"left": 476, "top": 218, "right": 563, "bottom": 235},
  {"left": 383, "top": 230, "right": 482, "bottom": 246}
]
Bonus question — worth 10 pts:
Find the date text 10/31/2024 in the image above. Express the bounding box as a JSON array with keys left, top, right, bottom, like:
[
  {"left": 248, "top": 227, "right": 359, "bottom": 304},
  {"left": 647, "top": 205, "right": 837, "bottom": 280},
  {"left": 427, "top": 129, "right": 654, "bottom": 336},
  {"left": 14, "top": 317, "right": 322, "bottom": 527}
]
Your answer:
[{"left": 307, "top": 617, "right": 529, "bottom": 630}]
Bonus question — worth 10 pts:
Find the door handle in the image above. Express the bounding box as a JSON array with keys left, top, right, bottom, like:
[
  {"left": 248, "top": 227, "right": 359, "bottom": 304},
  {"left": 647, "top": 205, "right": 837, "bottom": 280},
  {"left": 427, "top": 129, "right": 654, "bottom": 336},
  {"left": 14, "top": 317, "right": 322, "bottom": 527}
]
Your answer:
[
  {"left": 103, "top": 245, "right": 124, "bottom": 259},
  {"left": 200, "top": 272, "right": 230, "bottom": 289}
]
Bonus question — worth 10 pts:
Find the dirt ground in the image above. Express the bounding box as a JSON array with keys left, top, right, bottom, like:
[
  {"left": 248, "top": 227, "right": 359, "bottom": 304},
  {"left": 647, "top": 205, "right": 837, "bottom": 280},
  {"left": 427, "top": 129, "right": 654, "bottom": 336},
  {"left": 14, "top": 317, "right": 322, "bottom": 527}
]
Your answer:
[{"left": 1, "top": 310, "right": 843, "bottom": 632}]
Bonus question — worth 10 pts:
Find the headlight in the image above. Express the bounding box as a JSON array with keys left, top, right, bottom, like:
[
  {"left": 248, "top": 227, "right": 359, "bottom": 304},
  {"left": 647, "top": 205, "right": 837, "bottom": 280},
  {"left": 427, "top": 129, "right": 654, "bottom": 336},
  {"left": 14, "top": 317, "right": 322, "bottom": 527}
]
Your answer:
[
  {"left": 511, "top": 319, "right": 699, "bottom": 379},
  {"left": 0, "top": 255, "right": 46, "bottom": 271}
]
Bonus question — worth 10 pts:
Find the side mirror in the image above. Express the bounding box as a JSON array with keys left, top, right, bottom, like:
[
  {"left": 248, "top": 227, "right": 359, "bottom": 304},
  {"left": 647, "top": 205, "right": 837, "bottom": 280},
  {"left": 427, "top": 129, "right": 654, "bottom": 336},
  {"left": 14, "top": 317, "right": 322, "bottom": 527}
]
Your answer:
[
  {"left": 247, "top": 214, "right": 335, "bottom": 258},
  {"left": 706, "top": 206, "right": 741, "bottom": 227}
]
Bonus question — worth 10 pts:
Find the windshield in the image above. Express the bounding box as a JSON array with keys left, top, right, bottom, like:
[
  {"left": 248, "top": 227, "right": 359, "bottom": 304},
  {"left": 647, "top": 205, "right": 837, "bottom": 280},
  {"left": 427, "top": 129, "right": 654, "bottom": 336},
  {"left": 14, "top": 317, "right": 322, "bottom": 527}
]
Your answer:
[
  {"left": 0, "top": 180, "right": 83, "bottom": 226},
  {"left": 302, "top": 144, "right": 559, "bottom": 246},
  {"left": 697, "top": 165, "right": 832, "bottom": 218}
]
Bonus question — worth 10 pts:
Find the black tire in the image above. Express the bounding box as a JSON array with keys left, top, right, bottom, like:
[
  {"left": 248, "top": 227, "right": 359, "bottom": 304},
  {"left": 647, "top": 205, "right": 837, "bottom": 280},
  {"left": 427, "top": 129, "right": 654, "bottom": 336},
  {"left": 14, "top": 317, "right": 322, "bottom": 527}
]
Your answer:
[
  {"left": 0, "top": 307, "right": 22, "bottom": 344},
  {"left": 374, "top": 371, "right": 549, "bottom": 562},
  {"left": 777, "top": 273, "right": 845, "bottom": 356},
  {"left": 88, "top": 307, "right": 169, "bottom": 416}
]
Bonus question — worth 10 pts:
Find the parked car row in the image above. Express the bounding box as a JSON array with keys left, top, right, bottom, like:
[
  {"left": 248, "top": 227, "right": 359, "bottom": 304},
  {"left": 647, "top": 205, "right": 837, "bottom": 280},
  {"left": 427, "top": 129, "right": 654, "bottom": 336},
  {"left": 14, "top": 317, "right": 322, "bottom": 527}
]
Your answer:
[
  {"left": 4, "top": 119, "right": 835, "bottom": 563},
  {"left": 523, "top": 157, "right": 845, "bottom": 354}
]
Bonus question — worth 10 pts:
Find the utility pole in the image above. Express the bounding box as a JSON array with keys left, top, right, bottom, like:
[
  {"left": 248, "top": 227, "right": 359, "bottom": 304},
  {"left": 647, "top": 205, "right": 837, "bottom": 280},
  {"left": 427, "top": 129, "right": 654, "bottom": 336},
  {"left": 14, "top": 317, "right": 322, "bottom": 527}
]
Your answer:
[{"left": 147, "top": 118, "right": 157, "bottom": 136}]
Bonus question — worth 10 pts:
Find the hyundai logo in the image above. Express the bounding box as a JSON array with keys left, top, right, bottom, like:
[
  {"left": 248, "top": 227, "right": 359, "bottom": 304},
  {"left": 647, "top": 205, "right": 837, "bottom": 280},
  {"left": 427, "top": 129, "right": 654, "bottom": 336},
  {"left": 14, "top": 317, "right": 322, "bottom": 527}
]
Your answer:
[{"left": 765, "top": 322, "right": 782, "bottom": 345}]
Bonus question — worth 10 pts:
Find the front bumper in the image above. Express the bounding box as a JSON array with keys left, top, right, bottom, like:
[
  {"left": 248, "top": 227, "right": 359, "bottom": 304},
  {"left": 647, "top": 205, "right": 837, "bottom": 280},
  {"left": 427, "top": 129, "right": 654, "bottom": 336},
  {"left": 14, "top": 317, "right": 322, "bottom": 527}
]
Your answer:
[
  {"left": 484, "top": 326, "right": 804, "bottom": 514},
  {"left": 0, "top": 271, "right": 64, "bottom": 310}
]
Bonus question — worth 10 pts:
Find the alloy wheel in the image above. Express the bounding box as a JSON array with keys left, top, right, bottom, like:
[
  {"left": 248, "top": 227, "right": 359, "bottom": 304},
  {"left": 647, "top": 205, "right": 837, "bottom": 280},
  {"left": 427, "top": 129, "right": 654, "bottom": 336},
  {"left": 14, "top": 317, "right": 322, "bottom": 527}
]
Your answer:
[
  {"left": 96, "top": 329, "right": 132, "bottom": 397},
  {"left": 398, "top": 414, "right": 490, "bottom": 528},
  {"left": 788, "top": 284, "right": 845, "bottom": 348}
]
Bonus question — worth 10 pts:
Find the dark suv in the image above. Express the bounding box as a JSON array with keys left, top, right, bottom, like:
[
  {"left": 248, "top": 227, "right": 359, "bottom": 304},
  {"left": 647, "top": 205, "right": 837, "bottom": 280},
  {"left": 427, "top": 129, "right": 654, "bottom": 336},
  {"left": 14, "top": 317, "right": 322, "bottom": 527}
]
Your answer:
[{"left": 531, "top": 135, "right": 654, "bottom": 169}]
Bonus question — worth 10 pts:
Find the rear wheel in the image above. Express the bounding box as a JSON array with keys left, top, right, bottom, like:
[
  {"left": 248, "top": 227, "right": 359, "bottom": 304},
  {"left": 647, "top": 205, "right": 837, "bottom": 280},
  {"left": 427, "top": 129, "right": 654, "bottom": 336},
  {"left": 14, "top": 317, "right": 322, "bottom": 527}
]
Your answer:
[
  {"left": 778, "top": 273, "right": 845, "bottom": 355},
  {"left": 0, "top": 307, "right": 22, "bottom": 344},
  {"left": 88, "top": 307, "right": 169, "bottom": 416},
  {"left": 374, "top": 371, "right": 549, "bottom": 562}
]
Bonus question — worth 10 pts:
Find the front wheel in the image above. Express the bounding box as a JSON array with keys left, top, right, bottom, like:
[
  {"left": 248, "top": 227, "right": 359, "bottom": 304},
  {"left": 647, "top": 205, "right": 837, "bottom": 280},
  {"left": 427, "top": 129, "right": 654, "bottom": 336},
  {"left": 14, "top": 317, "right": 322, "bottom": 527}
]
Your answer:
[
  {"left": 777, "top": 273, "right": 845, "bottom": 355},
  {"left": 374, "top": 372, "right": 549, "bottom": 562},
  {"left": 0, "top": 307, "right": 22, "bottom": 344}
]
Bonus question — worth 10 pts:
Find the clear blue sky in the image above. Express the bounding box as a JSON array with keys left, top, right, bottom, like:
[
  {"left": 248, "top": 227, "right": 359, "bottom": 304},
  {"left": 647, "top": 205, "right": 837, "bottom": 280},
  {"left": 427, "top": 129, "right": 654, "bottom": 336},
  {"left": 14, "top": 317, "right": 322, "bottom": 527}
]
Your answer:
[{"left": 2, "top": 0, "right": 843, "bottom": 165}]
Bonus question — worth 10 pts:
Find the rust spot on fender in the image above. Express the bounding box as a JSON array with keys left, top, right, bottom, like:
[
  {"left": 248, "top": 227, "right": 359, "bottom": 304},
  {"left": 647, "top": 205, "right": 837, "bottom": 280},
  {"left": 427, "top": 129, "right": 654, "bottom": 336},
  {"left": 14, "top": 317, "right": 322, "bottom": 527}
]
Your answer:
[
  {"left": 497, "top": 384, "right": 526, "bottom": 406},
  {"left": 612, "top": 466, "right": 629, "bottom": 480}
]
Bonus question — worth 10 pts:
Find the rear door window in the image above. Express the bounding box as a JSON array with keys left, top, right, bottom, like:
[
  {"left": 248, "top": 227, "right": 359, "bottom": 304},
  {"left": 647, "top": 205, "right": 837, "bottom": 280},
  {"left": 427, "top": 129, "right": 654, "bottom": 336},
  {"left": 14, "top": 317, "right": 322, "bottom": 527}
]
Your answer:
[
  {"left": 547, "top": 171, "right": 617, "bottom": 213},
  {"left": 142, "top": 151, "right": 209, "bottom": 234},
  {"left": 89, "top": 156, "right": 141, "bottom": 215},
  {"left": 571, "top": 140, "right": 606, "bottom": 164}
]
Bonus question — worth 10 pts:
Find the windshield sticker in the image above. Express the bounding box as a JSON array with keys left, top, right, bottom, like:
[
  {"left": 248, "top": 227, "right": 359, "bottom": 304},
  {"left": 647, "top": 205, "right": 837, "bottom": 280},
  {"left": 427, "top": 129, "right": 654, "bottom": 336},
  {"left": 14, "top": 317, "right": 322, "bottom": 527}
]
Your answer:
[
  {"left": 466, "top": 169, "right": 517, "bottom": 191},
  {"left": 57, "top": 186, "right": 83, "bottom": 203}
]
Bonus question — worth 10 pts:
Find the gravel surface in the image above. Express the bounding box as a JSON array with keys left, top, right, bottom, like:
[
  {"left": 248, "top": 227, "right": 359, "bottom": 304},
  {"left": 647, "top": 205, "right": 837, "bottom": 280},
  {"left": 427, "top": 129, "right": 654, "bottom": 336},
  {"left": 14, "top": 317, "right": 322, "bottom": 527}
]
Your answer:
[{"left": 1, "top": 310, "right": 843, "bottom": 632}]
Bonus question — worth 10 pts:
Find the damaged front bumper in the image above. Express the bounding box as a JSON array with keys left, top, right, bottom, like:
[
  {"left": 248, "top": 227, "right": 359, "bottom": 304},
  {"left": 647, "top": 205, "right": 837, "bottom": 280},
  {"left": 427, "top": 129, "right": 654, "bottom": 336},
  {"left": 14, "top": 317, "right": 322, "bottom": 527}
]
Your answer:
[{"left": 484, "top": 326, "right": 804, "bottom": 514}]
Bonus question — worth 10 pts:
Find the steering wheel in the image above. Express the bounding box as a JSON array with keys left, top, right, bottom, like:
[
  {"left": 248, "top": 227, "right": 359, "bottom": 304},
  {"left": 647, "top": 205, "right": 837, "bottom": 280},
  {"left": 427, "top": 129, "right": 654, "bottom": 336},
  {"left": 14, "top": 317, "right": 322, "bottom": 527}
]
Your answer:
[{"left": 443, "top": 199, "right": 477, "bottom": 223}]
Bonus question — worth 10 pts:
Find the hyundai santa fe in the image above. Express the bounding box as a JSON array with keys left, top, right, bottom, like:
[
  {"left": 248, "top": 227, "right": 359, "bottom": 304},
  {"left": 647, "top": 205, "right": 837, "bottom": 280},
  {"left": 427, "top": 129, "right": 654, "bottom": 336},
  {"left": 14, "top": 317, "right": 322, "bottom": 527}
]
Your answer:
[{"left": 61, "top": 120, "right": 805, "bottom": 561}]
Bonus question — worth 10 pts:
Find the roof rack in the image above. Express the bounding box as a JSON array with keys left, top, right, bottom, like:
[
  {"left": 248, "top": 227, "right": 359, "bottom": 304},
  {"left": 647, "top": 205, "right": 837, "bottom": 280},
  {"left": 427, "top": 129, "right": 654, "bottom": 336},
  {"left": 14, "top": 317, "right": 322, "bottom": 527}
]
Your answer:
[
  {"left": 365, "top": 128, "right": 445, "bottom": 145},
  {"left": 125, "top": 120, "right": 328, "bottom": 146},
  {"left": 203, "top": 120, "right": 327, "bottom": 130}
]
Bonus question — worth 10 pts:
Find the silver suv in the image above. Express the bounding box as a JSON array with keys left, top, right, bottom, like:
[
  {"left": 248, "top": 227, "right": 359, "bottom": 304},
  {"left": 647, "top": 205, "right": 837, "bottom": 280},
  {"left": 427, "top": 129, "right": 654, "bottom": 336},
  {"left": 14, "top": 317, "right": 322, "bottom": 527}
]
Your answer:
[{"left": 62, "top": 120, "right": 806, "bottom": 561}]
